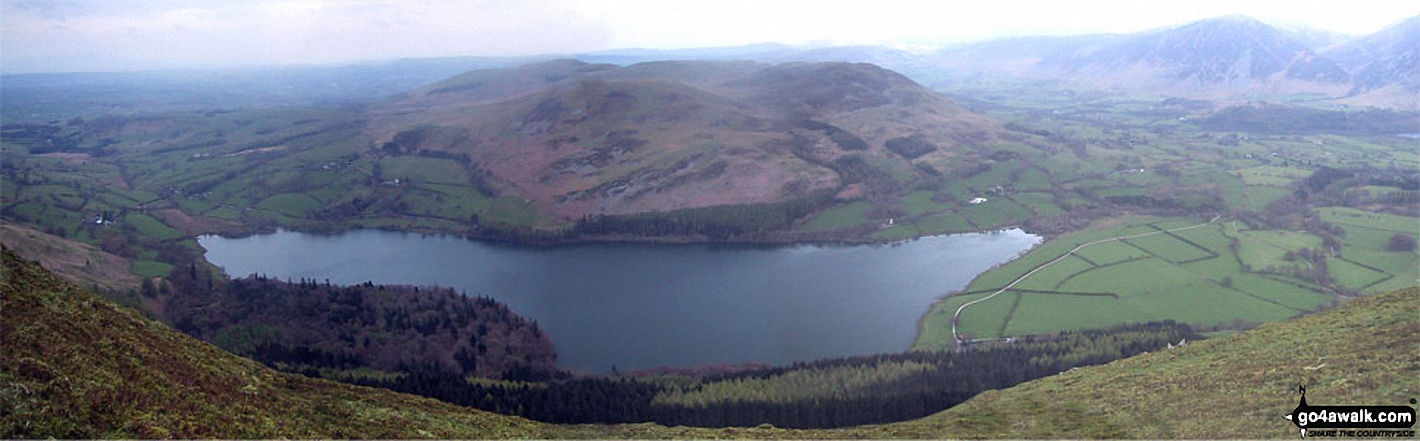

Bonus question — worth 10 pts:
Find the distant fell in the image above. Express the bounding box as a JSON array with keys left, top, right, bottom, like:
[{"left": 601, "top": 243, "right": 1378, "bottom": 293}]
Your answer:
[
  {"left": 366, "top": 59, "right": 996, "bottom": 221},
  {"left": 1322, "top": 16, "right": 1420, "bottom": 108},
  {"left": 1081, "top": 16, "right": 1349, "bottom": 84},
  {"left": 931, "top": 15, "right": 1356, "bottom": 98}
]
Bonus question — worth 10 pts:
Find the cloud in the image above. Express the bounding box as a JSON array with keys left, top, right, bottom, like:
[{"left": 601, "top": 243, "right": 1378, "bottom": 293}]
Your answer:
[
  {"left": 2, "top": 0, "right": 615, "bottom": 73},
  {"left": 3, "top": 0, "right": 1418, "bottom": 73}
]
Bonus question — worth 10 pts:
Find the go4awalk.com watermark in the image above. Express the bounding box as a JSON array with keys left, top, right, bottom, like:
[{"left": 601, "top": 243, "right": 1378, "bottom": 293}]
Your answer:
[{"left": 1283, "top": 386, "right": 1416, "bottom": 438}]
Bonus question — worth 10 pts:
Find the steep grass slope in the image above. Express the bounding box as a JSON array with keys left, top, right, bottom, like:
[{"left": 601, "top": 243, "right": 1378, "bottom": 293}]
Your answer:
[
  {"left": 896, "top": 286, "right": 1419, "bottom": 438},
  {"left": 0, "top": 247, "right": 545, "bottom": 439},
  {"left": 0, "top": 222, "right": 139, "bottom": 293}
]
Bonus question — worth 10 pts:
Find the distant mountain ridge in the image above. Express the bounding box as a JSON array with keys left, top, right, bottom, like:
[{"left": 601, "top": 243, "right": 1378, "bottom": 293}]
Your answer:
[
  {"left": 575, "top": 16, "right": 1409, "bottom": 108},
  {"left": 565, "top": 15, "right": 1418, "bottom": 108},
  {"left": 1065, "top": 16, "right": 1349, "bottom": 84},
  {"left": 1320, "top": 16, "right": 1420, "bottom": 107},
  {"left": 935, "top": 15, "right": 1420, "bottom": 107},
  {"left": 928, "top": 16, "right": 1363, "bottom": 97},
  {"left": 6, "top": 15, "right": 1412, "bottom": 121}
]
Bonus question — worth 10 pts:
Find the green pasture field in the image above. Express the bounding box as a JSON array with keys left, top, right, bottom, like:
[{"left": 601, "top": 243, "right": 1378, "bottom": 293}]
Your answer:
[
  {"left": 1235, "top": 165, "right": 1309, "bottom": 187},
  {"left": 1118, "top": 171, "right": 1169, "bottom": 187},
  {"left": 1070, "top": 240, "right": 1150, "bottom": 265},
  {"left": 124, "top": 213, "right": 183, "bottom": 241},
  {"left": 1226, "top": 272, "right": 1327, "bottom": 310},
  {"left": 1233, "top": 229, "right": 1323, "bottom": 270},
  {"left": 1067, "top": 177, "right": 1130, "bottom": 191},
  {"left": 958, "top": 198, "right": 1032, "bottom": 229},
  {"left": 1056, "top": 257, "right": 1198, "bottom": 295},
  {"left": 898, "top": 191, "right": 942, "bottom": 217},
  {"left": 914, "top": 212, "right": 974, "bottom": 235},
  {"left": 1006, "top": 279, "right": 1301, "bottom": 336},
  {"left": 915, "top": 291, "right": 985, "bottom": 349},
  {"left": 256, "top": 193, "right": 324, "bottom": 217},
  {"left": 1326, "top": 257, "right": 1390, "bottom": 293},
  {"left": 1096, "top": 187, "right": 1148, "bottom": 198},
  {"left": 1243, "top": 186, "right": 1291, "bottom": 210},
  {"left": 1011, "top": 192, "right": 1064, "bottom": 216},
  {"left": 951, "top": 290, "right": 1017, "bottom": 341},
  {"left": 379, "top": 156, "right": 469, "bottom": 185},
  {"left": 1010, "top": 254, "right": 1094, "bottom": 291},
  {"left": 1320, "top": 207, "right": 1418, "bottom": 233},
  {"left": 176, "top": 199, "right": 214, "bottom": 216},
  {"left": 800, "top": 201, "right": 870, "bottom": 232},
  {"left": 1317, "top": 207, "right": 1418, "bottom": 294},
  {"left": 912, "top": 217, "right": 1343, "bottom": 350},
  {"left": 480, "top": 196, "right": 545, "bottom": 228},
  {"left": 962, "top": 160, "right": 1023, "bottom": 190},
  {"left": 870, "top": 224, "right": 921, "bottom": 241},
  {"left": 1013, "top": 166, "right": 1053, "bottom": 191},
  {"left": 1120, "top": 231, "right": 1215, "bottom": 263}
]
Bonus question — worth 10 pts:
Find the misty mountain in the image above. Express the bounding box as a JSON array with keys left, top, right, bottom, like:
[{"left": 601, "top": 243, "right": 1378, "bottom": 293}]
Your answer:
[
  {"left": 573, "top": 43, "right": 797, "bottom": 65},
  {"left": 1277, "top": 25, "right": 1352, "bottom": 51},
  {"left": 575, "top": 44, "right": 915, "bottom": 69},
  {"left": 931, "top": 16, "right": 1352, "bottom": 96},
  {"left": 0, "top": 56, "right": 541, "bottom": 123},
  {"left": 560, "top": 15, "right": 1417, "bottom": 108},
  {"left": 1322, "top": 16, "right": 1420, "bottom": 95},
  {"left": 926, "top": 34, "right": 1122, "bottom": 75},
  {"left": 1064, "top": 16, "right": 1349, "bottom": 84}
]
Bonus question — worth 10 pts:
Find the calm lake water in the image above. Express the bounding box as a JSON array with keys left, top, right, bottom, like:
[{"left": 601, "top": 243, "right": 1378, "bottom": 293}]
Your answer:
[{"left": 199, "top": 229, "right": 1039, "bottom": 371}]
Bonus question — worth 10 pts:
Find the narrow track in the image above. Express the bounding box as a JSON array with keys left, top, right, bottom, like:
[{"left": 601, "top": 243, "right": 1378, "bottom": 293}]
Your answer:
[{"left": 952, "top": 215, "right": 1221, "bottom": 347}]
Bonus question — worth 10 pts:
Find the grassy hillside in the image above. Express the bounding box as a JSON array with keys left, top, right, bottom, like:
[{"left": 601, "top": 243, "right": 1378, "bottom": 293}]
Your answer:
[
  {"left": 0, "top": 222, "right": 139, "bottom": 293},
  {"left": 894, "top": 286, "right": 1419, "bottom": 438},
  {"left": 0, "top": 247, "right": 544, "bottom": 439},
  {"left": 4, "top": 244, "right": 1413, "bottom": 438}
]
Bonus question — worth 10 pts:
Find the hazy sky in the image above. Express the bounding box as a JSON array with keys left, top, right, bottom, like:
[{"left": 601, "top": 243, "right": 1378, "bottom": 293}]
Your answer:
[{"left": 4, "top": 0, "right": 1418, "bottom": 74}]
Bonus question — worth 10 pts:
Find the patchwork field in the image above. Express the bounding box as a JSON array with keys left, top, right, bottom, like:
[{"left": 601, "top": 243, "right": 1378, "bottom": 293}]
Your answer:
[
  {"left": 910, "top": 212, "right": 1403, "bottom": 350},
  {"left": 1318, "top": 207, "right": 1419, "bottom": 294}
]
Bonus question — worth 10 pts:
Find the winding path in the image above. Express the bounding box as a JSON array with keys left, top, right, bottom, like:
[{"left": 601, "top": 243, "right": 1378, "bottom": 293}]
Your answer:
[{"left": 951, "top": 215, "right": 1221, "bottom": 348}]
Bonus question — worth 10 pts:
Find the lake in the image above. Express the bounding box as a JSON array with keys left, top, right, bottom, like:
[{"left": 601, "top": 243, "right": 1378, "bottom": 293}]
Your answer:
[{"left": 199, "top": 229, "right": 1039, "bottom": 372}]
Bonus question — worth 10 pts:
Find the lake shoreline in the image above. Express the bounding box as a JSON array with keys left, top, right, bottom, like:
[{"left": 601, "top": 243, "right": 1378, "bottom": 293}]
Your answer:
[
  {"left": 193, "top": 218, "right": 1048, "bottom": 250},
  {"left": 200, "top": 228, "right": 1042, "bottom": 371}
]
